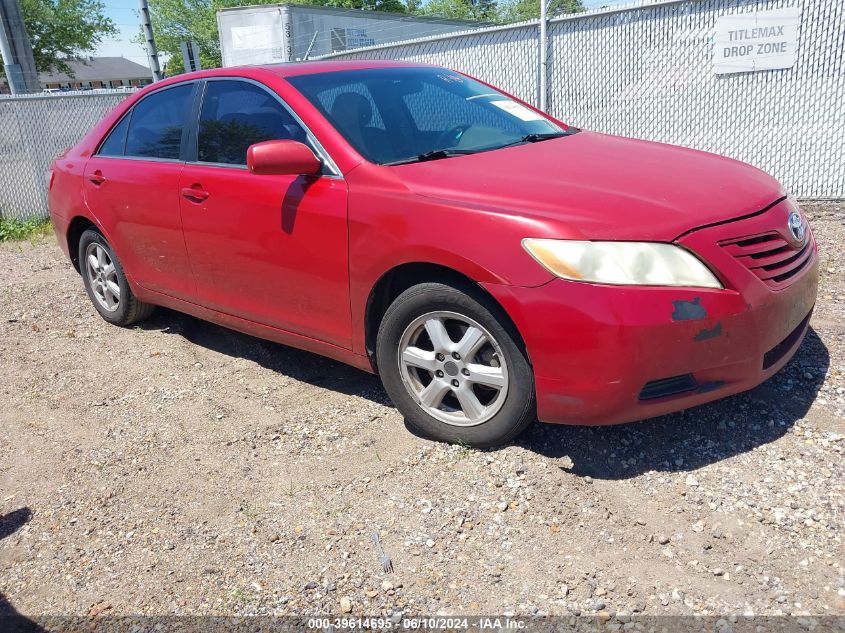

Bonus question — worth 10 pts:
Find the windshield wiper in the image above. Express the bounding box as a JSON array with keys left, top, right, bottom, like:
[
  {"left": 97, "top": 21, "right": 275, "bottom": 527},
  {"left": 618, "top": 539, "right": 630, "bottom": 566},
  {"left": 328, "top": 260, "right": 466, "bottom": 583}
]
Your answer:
[
  {"left": 384, "top": 148, "right": 478, "bottom": 166},
  {"left": 384, "top": 130, "right": 578, "bottom": 166},
  {"left": 498, "top": 130, "right": 577, "bottom": 149}
]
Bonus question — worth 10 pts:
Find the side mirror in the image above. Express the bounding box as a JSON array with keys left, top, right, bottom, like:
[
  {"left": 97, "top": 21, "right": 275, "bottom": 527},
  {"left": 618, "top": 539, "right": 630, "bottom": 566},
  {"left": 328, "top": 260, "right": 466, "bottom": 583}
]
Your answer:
[{"left": 247, "top": 139, "right": 322, "bottom": 176}]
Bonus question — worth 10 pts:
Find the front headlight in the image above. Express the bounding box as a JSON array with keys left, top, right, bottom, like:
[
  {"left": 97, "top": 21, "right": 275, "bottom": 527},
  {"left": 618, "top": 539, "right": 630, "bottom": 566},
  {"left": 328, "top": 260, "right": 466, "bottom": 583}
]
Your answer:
[{"left": 522, "top": 239, "right": 723, "bottom": 288}]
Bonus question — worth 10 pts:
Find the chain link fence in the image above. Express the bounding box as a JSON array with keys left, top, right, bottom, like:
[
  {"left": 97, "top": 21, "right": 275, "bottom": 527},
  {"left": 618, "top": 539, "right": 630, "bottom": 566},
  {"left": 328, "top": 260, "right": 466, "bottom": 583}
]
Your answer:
[
  {"left": 0, "top": 92, "right": 130, "bottom": 221},
  {"left": 1, "top": 0, "right": 842, "bottom": 222},
  {"left": 318, "top": 0, "right": 845, "bottom": 199}
]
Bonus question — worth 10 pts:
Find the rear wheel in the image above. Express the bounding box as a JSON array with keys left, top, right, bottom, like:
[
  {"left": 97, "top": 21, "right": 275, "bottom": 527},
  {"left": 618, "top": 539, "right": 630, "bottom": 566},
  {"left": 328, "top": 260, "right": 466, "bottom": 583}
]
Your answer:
[
  {"left": 79, "top": 229, "right": 155, "bottom": 326},
  {"left": 376, "top": 282, "right": 535, "bottom": 447}
]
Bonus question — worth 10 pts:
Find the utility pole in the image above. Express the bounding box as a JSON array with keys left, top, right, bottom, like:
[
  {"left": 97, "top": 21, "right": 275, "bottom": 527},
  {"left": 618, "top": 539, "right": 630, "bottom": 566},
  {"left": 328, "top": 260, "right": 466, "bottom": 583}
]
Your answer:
[
  {"left": 139, "top": 0, "right": 163, "bottom": 81},
  {"left": 538, "top": 0, "right": 549, "bottom": 112},
  {"left": 0, "top": 0, "right": 40, "bottom": 94}
]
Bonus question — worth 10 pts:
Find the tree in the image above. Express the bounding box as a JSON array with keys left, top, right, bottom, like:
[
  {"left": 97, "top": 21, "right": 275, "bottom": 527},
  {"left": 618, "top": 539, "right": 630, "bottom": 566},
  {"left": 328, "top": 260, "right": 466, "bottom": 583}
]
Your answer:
[
  {"left": 0, "top": 0, "right": 117, "bottom": 77},
  {"left": 142, "top": 0, "right": 252, "bottom": 75},
  {"left": 404, "top": 0, "right": 423, "bottom": 14},
  {"left": 423, "top": 0, "right": 499, "bottom": 21},
  {"left": 323, "top": 0, "right": 407, "bottom": 12},
  {"left": 499, "top": 0, "right": 584, "bottom": 23}
]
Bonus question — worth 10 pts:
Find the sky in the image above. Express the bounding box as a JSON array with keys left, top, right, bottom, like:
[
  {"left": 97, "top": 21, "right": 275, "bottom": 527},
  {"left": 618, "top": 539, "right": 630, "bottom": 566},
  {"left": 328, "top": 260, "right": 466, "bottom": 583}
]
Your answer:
[
  {"left": 95, "top": 0, "right": 152, "bottom": 66},
  {"left": 94, "top": 0, "right": 627, "bottom": 70}
]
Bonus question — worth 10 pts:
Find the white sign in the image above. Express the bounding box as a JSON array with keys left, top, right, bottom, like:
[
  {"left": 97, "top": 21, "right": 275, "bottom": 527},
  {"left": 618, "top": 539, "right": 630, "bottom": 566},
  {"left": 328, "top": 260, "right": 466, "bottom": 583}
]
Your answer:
[
  {"left": 490, "top": 100, "right": 546, "bottom": 122},
  {"left": 713, "top": 8, "right": 801, "bottom": 75},
  {"left": 231, "top": 25, "right": 277, "bottom": 51}
]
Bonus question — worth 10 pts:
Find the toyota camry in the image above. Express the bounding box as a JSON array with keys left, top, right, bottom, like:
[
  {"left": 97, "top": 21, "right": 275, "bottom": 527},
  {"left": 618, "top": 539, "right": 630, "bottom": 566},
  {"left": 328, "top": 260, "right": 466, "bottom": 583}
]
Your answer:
[{"left": 47, "top": 61, "right": 818, "bottom": 447}]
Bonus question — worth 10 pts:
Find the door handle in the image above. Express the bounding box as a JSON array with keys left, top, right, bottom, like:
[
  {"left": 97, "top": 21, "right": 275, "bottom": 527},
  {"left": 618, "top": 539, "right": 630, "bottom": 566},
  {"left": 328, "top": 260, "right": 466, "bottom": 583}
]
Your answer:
[
  {"left": 88, "top": 171, "right": 106, "bottom": 186},
  {"left": 181, "top": 185, "right": 210, "bottom": 203}
]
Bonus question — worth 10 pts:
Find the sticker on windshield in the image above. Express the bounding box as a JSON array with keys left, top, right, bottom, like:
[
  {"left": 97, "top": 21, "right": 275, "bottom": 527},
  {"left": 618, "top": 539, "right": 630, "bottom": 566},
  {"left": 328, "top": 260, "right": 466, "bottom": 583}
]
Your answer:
[{"left": 490, "top": 100, "right": 545, "bottom": 121}]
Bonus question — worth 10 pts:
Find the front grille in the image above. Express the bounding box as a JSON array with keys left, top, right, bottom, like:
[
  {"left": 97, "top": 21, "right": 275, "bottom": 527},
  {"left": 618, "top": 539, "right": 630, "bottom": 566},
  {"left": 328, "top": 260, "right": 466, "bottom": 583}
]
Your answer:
[{"left": 719, "top": 232, "right": 812, "bottom": 288}]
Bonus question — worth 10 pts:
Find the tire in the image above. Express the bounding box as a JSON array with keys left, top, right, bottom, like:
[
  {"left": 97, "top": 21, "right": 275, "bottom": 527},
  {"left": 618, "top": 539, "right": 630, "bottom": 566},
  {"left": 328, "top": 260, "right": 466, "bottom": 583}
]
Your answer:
[
  {"left": 78, "top": 229, "right": 155, "bottom": 326},
  {"left": 376, "top": 281, "right": 535, "bottom": 448}
]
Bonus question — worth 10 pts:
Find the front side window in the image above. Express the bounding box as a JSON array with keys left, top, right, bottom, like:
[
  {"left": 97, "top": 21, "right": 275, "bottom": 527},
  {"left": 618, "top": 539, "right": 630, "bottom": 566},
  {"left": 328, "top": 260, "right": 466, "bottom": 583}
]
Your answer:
[
  {"left": 197, "top": 80, "right": 309, "bottom": 166},
  {"left": 125, "top": 83, "right": 193, "bottom": 160},
  {"left": 288, "top": 67, "right": 568, "bottom": 165}
]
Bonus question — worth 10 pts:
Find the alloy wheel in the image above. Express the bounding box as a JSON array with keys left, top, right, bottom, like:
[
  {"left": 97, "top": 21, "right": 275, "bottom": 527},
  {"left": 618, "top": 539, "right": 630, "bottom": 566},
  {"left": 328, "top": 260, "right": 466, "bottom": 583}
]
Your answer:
[
  {"left": 85, "top": 242, "right": 120, "bottom": 312},
  {"left": 397, "top": 311, "right": 509, "bottom": 426}
]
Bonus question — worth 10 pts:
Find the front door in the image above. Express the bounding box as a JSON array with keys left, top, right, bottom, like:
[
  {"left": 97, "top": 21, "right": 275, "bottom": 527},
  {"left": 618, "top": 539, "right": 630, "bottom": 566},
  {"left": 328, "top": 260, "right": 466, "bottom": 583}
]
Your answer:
[{"left": 179, "top": 79, "right": 351, "bottom": 348}]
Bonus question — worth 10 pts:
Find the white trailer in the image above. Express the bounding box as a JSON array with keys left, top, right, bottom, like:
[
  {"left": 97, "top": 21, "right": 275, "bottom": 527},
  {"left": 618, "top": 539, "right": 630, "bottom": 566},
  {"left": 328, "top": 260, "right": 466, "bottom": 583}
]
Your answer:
[{"left": 217, "top": 3, "right": 480, "bottom": 67}]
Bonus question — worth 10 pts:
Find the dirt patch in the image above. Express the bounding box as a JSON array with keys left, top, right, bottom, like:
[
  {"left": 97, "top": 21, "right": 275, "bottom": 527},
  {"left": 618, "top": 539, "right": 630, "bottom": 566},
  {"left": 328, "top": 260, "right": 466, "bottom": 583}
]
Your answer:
[{"left": 0, "top": 203, "right": 843, "bottom": 619}]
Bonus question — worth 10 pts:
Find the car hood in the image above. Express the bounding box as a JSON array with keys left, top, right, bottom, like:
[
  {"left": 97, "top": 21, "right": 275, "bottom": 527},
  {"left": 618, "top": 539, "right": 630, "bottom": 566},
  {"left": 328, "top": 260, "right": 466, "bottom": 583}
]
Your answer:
[{"left": 391, "top": 131, "right": 785, "bottom": 241}]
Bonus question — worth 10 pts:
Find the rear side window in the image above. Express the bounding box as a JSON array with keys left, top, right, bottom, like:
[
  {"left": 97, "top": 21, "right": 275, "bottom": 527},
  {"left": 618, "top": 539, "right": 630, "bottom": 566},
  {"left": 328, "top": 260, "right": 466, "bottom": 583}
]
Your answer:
[
  {"left": 197, "top": 80, "right": 309, "bottom": 166},
  {"left": 98, "top": 115, "right": 130, "bottom": 156},
  {"left": 125, "top": 84, "right": 193, "bottom": 160}
]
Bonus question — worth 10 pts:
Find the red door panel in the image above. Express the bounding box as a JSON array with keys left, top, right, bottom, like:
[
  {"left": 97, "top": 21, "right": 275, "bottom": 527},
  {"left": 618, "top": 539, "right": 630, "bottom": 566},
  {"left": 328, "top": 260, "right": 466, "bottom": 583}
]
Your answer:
[
  {"left": 83, "top": 157, "right": 195, "bottom": 298},
  {"left": 178, "top": 166, "right": 351, "bottom": 348}
]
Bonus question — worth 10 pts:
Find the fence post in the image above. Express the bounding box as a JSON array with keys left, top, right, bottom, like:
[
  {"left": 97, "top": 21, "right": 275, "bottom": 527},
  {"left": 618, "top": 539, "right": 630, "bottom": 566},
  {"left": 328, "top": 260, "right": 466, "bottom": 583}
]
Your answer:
[{"left": 538, "top": 0, "right": 549, "bottom": 112}]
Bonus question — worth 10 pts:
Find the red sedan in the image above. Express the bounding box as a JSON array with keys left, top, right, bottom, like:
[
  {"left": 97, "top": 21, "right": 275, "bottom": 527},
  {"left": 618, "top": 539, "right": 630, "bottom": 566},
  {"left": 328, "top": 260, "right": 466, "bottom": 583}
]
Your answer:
[{"left": 48, "top": 61, "right": 818, "bottom": 447}]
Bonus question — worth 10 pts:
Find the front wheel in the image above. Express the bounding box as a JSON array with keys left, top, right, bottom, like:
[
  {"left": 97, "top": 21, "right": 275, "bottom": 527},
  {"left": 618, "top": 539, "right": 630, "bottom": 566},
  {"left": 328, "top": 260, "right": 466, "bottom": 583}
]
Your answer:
[{"left": 376, "top": 282, "right": 535, "bottom": 448}]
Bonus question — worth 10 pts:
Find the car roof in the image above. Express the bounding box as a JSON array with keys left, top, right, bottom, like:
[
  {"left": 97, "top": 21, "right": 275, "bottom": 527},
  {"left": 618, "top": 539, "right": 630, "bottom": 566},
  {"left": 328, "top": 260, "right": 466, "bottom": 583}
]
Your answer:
[
  {"left": 128, "top": 60, "right": 442, "bottom": 102},
  {"left": 173, "top": 59, "right": 435, "bottom": 82},
  {"left": 263, "top": 59, "right": 435, "bottom": 78}
]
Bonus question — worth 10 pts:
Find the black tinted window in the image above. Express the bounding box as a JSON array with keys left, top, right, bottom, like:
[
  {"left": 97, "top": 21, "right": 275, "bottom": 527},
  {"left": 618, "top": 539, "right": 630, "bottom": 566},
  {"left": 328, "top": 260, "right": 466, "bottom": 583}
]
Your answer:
[
  {"left": 288, "top": 67, "right": 563, "bottom": 165},
  {"left": 98, "top": 115, "right": 130, "bottom": 156},
  {"left": 125, "top": 84, "right": 192, "bottom": 160},
  {"left": 197, "top": 80, "right": 309, "bottom": 166}
]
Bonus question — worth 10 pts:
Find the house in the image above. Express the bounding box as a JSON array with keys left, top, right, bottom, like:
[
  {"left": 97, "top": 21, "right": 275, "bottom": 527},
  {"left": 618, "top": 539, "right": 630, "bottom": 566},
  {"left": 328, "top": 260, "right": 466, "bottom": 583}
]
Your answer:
[{"left": 0, "top": 57, "right": 152, "bottom": 93}]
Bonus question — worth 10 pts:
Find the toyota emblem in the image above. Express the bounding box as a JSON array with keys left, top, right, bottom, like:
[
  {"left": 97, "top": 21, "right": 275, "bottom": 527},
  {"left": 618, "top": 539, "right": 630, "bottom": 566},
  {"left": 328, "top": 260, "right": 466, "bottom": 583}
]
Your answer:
[{"left": 787, "top": 211, "right": 805, "bottom": 244}]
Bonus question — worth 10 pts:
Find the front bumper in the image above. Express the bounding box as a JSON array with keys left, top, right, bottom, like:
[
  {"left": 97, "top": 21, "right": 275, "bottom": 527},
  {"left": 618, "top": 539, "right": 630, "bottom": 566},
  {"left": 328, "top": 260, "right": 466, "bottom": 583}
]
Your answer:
[{"left": 483, "top": 202, "right": 819, "bottom": 425}]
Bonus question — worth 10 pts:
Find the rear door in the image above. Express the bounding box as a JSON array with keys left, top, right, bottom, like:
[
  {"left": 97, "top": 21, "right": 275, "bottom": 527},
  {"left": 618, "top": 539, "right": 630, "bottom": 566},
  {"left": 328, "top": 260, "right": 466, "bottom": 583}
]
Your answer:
[
  {"left": 178, "top": 79, "right": 351, "bottom": 348},
  {"left": 83, "top": 82, "right": 196, "bottom": 298}
]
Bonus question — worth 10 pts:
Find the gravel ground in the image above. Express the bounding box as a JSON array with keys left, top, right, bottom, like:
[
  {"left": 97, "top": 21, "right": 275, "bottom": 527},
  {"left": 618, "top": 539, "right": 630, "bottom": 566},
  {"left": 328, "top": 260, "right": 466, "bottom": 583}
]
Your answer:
[{"left": 0, "top": 202, "right": 843, "bottom": 622}]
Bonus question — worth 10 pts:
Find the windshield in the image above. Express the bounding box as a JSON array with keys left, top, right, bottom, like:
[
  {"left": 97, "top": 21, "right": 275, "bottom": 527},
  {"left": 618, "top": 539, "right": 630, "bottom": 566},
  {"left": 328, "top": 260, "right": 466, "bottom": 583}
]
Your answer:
[{"left": 287, "top": 67, "right": 568, "bottom": 165}]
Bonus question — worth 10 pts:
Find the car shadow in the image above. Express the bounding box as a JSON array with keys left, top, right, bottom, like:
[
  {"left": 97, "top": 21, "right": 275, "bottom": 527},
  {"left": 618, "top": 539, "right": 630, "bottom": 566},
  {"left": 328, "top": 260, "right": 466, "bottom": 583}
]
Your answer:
[
  {"left": 516, "top": 327, "right": 830, "bottom": 480},
  {"left": 138, "top": 308, "right": 390, "bottom": 406},
  {"left": 0, "top": 508, "right": 44, "bottom": 633},
  {"left": 140, "top": 310, "right": 829, "bottom": 479}
]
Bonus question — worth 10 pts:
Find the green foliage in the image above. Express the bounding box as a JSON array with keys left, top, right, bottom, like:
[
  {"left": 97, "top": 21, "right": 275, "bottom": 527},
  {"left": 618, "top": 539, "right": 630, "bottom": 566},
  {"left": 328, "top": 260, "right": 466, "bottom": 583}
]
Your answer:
[
  {"left": 424, "top": 0, "right": 496, "bottom": 21},
  {"left": 5, "top": 0, "right": 117, "bottom": 77},
  {"left": 421, "top": 0, "right": 582, "bottom": 22},
  {"left": 498, "top": 0, "right": 584, "bottom": 22},
  {"left": 324, "top": 0, "right": 408, "bottom": 12},
  {"left": 144, "top": 0, "right": 253, "bottom": 75},
  {"left": 0, "top": 217, "right": 52, "bottom": 242}
]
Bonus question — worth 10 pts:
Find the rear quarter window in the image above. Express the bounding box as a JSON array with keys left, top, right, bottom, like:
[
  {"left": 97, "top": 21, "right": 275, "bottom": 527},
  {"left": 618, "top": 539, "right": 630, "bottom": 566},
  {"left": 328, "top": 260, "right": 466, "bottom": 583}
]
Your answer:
[{"left": 97, "top": 115, "right": 130, "bottom": 156}]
